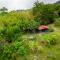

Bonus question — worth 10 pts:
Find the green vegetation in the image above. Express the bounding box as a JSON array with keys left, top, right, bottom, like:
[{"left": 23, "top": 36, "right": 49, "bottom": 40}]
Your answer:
[{"left": 0, "top": 1, "right": 60, "bottom": 60}]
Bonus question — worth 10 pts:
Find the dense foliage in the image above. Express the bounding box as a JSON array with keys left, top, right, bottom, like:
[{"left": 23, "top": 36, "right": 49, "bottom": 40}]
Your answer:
[
  {"left": 33, "top": 1, "right": 60, "bottom": 25},
  {"left": 0, "top": 1, "right": 60, "bottom": 60}
]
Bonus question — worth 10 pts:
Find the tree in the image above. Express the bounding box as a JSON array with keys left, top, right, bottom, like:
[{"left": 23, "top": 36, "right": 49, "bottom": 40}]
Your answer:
[
  {"left": 0, "top": 7, "right": 8, "bottom": 12},
  {"left": 33, "top": 1, "right": 57, "bottom": 25}
]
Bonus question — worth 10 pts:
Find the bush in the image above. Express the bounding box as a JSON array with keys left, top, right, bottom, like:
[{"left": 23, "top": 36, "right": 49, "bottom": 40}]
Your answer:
[
  {"left": 0, "top": 11, "right": 40, "bottom": 42},
  {"left": 40, "top": 33, "right": 59, "bottom": 46},
  {"left": 0, "top": 41, "right": 29, "bottom": 60}
]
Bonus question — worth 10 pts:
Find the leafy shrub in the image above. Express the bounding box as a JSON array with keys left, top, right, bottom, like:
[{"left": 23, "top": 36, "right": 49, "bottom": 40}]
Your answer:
[
  {"left": 0, "top": 41, "right": 29, "bottom": 60},
  {"left": 0, "top": 11, "right": 40, "bottom": 42},
  {"left": 40, "top": 33, "right": 59, "bottom": 46}
]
